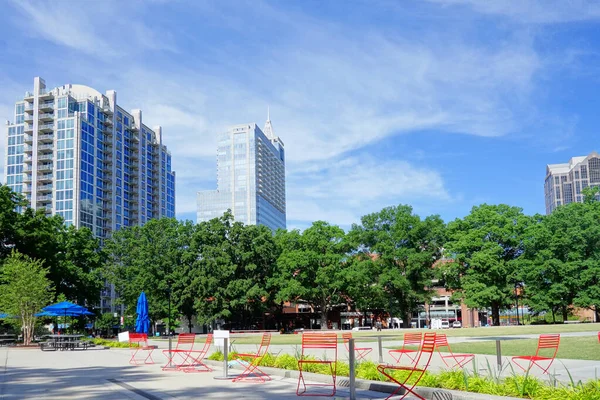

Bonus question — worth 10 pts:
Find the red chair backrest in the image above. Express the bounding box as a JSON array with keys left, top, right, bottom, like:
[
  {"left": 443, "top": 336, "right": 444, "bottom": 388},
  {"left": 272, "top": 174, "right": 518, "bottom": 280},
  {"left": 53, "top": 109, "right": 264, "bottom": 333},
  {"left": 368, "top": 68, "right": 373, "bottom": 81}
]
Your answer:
[
  {"left": 257, "top": 332, "right": 271, "bottom": 357},
  {"left": 175, "top": 333, "right": 196, "bottom": 351},
  {"left": 413, "top": 332, "right": 436, "bottom": 366},
  {"left": 129, "top": 333, "right": 148, "bottom": 346},
  {"left": 341, "top": 332, "right": 352, "bottom": 350},
  {"left": 536, "top": 334, "right": 560, "bottom": 357},
  {"left": 434, "top": 333, "right": 449, "bottom": 348},
  {"left": 196, "top": 333, "right": 213, "bottom": 353},
  {"left": 403, "top": 332, "right": 423, "bottom": 348},
  {"left": 302, "top": 332, "right": 338, "bottom": 361}
]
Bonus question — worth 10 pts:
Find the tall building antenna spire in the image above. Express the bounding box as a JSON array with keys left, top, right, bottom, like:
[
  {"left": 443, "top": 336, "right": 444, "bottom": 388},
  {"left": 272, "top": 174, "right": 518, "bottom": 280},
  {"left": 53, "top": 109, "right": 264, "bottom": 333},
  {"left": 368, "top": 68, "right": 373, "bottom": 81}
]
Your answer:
[{"left": 263, "top": 106, "right": 274, "bottom": 139}]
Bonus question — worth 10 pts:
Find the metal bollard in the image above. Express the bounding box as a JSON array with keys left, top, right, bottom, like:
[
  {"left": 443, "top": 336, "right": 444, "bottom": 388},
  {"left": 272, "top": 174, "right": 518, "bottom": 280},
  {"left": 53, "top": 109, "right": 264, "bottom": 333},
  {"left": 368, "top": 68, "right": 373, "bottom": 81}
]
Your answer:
[
  {"left": 378, "top": 336, "right": 383, "bottom": 363},
  {"left": 349, "top": 338, "right": 356, "bottom": 400},
  {"left": 214, "top": 337, "right": 235, "bottom": 380},
  {"left": 496, "top": 340, "right": 502, "bottom": 370}
]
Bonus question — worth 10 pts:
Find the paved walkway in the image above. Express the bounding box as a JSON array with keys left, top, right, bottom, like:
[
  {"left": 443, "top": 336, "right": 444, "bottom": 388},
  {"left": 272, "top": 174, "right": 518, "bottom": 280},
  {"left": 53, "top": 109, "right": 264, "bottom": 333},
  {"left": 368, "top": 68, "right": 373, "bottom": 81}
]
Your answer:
[
  {"left": 0, "top": 346, "right": 398, "bottom": 399},
  {"left": 190, "top": 330, "right": 600, "bottom": 384}
]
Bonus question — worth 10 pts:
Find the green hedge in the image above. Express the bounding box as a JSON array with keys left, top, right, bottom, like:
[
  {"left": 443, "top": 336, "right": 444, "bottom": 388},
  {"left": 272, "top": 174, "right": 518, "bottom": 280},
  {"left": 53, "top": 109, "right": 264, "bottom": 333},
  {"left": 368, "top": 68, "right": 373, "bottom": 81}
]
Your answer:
[
  {"left": 207, "top": 351, "right": 600, "bottom": 400},
  {"left": 91, "top": 338, "right": 135, "bottom": 348}
]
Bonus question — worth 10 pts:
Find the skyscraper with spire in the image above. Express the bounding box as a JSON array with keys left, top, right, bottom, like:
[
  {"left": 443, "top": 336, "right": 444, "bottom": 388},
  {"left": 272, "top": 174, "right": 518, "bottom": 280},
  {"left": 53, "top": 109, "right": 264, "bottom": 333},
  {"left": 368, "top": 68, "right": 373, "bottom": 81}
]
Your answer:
[{"left": 196, "top": 113, "right": 286, "bottom": 231}]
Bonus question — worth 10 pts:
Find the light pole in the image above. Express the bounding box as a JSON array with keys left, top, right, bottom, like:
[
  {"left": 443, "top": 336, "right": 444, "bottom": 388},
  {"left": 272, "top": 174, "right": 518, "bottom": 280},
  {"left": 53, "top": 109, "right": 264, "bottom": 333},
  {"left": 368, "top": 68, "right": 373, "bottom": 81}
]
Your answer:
[
  {"left": 514, "top": 282, "right": 520, "bottom": 326},
  {"left": 164, "top": 280, "right": 176, "bottom": 370}
]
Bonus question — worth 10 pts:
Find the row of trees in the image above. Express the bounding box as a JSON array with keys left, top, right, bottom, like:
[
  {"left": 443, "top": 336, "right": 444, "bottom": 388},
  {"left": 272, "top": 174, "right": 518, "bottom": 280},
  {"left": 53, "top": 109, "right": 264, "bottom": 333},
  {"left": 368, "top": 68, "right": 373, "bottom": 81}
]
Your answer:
[{"left": 2, "top": 183, "right": 600, "bottom": 332}]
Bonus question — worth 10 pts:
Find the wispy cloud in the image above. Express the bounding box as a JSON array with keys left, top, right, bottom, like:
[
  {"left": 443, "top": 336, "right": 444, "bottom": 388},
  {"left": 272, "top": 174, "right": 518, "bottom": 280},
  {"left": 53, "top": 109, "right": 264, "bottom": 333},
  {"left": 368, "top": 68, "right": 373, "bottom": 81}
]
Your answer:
[
  {"left": 287, "top": 155, "right": 451, "bottom": 227},
  {"left": 0, "top": 0, "right": 586, "bottom": 225}
]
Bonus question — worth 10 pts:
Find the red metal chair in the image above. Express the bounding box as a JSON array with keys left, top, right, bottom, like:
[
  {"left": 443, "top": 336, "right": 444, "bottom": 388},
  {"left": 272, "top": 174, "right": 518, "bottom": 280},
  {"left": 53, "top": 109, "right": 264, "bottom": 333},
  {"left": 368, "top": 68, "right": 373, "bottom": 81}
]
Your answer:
[
  {"left": 129, "top": 333, "right": 157, "bottom": 365},
  {"left": 435, "top": 334, "right": 474, "bottom": 369},
  {"left": 342, "top": 332, "right": 372, "bottom": 362},
  {"left": 162, "top": 333, "right": 196, "bottom": 371},
  {"left": 388, "top": 332, "right": 422, "bottom": 364},
  {"left": 512, "top": 334, "right": 560, "bottom": 374},
  {"left": 297, "top": 332, "right": 338, "bottom": 397},
  {"left": 233, "top": 332, "right": 272, "bottom": 383},
  {"left": 377, "top": 332, "right": 437, "bottom": 400},
  {"left": 180, "top": 333, "right": 213, "bottom": 373}
]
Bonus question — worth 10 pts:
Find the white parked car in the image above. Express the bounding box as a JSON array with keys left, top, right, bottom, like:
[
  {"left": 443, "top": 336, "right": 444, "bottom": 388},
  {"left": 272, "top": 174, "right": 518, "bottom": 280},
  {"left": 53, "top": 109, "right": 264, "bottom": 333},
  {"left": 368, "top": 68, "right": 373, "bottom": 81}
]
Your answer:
[
  {"left": 452, "top": 321, "right": 462, "bottom": 328},
  {"left": 441, "top": 321, "right": 450, "bottom": 329}
]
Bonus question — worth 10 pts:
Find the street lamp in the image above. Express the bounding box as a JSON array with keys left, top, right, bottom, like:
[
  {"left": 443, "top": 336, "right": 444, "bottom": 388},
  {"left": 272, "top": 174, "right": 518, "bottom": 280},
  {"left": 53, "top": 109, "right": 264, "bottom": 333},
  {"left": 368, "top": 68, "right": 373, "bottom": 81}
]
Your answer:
[
  {"left": 514, "top": 282, "right": 520, "bottom": 326},
  {"left": 163, "top": 279, "right": 176, "bottom": 370}
]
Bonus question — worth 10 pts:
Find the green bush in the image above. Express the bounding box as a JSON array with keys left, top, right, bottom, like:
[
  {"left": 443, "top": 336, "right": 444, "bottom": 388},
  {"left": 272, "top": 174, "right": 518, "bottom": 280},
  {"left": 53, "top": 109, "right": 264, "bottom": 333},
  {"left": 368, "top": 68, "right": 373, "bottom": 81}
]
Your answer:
[
  {"left": 91, "top": 338, "right": 133, "bottom": 348},
  {"left": 206, "top": 350, "right": 600, "bottom": 400}
]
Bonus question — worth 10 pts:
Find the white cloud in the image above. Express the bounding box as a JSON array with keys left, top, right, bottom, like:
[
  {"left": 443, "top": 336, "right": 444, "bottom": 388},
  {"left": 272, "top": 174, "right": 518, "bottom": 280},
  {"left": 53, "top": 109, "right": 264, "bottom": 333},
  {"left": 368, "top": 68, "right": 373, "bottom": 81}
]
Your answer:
[
  {"left": 8, "top": 0, "right": 177, "bottom": 57},
  {"left": 286, "top": 155, "right": 451, "bottom": 226}
]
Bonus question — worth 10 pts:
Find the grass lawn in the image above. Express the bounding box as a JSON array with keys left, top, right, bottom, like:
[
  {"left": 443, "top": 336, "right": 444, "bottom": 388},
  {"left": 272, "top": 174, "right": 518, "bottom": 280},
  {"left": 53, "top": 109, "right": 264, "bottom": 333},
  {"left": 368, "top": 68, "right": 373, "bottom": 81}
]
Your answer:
[
  {"left": 448, "top": 336, "right": 600, "bottom": 361},
  {"left": 156, "top": 323, "right": 600, "bottom": 346}
]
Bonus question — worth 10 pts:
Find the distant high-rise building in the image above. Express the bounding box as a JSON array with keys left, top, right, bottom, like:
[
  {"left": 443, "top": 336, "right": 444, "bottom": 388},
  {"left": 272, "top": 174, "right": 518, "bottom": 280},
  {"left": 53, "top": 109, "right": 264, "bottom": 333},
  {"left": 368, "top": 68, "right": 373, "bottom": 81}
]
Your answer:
[
  {"left": 197, "top": 114, "right": 286, "bottom": 231},
  {"left": 4, "top": 77, "right": 176, "bottom": 312},
  {"left": 544, "top": 151, "right": 600, "bottom": 214}
]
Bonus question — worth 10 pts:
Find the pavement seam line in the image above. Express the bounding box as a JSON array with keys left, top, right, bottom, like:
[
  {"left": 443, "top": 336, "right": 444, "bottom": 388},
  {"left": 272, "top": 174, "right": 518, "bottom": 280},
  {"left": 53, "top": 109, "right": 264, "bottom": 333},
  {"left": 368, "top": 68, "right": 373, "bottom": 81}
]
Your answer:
[{"left": 107, "top": 378, "right": 163, "bottom": 400}]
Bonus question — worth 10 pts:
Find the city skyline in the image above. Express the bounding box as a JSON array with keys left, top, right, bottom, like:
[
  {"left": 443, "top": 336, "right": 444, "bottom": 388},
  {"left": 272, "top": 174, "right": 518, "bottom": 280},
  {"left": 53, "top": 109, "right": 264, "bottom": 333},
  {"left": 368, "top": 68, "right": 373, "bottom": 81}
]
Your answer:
[{"left": 2, "top": 1, "right": 600, "bottom": 229}]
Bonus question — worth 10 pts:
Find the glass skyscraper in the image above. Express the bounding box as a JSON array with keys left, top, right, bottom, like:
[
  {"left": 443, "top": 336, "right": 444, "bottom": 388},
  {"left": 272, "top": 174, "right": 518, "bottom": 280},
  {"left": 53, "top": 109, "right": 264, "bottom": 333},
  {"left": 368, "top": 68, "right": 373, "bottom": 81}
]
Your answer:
[
  {"left": 197, "top": 116, "right": 286, "bottom": 231},
  {"left": 4, "top": 77, "right": 176, "bottom": 312}
]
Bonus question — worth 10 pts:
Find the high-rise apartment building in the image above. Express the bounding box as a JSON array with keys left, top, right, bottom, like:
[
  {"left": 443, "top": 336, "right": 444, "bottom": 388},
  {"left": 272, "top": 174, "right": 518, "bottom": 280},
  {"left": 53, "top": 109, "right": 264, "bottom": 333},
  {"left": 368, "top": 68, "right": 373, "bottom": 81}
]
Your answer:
[
  {"left": 197, "top": 116, "right": 286, "bottom": 231},
  {"left": 4, "top": 77, "right": 176, "bottom": 312},
  {"left": 544, "top": 151, "right": 600, "bottom": 214}
]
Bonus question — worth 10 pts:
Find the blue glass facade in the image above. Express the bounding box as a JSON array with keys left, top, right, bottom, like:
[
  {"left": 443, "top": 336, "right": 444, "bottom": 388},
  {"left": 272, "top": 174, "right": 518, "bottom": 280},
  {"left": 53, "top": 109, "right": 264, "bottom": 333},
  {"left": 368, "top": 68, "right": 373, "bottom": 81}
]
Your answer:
[
  {"left": 4, "top": 78, "right": 176, "bottom": 242},
  {"left": 197, "top": 122, "right": 285, "bottom": 231}
]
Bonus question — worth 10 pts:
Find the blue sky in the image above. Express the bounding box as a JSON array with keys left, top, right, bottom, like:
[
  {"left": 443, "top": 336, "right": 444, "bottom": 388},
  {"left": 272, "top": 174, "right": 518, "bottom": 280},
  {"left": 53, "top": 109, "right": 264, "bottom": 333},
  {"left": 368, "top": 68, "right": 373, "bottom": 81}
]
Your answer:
[{"left": 1, "top": 0, "right": 600, "bottom": 230}]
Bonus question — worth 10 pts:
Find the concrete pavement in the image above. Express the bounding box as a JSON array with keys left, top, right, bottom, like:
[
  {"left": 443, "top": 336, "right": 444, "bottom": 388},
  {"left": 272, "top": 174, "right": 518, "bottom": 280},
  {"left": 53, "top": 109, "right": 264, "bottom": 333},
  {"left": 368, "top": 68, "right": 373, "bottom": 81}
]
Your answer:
[{"left": 0, "top": 346, "right": 397, "bottom": 399}]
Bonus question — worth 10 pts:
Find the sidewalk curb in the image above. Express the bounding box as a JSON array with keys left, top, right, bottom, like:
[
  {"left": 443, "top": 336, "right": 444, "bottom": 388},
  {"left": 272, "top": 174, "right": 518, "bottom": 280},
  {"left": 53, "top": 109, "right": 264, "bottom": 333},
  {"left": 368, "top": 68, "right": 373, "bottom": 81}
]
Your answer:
[{"left": 204, "top": 360, "right": 521, "bottom": 400}]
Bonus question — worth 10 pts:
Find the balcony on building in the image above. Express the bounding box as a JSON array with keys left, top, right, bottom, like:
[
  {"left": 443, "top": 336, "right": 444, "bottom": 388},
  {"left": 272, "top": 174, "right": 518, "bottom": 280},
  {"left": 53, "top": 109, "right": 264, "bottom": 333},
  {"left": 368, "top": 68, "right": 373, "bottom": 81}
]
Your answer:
[
  {"left": 24, "top": 123, "right": 33, "bottom": 133},
  {"left": 104, "top": 117, "right": 113, "bottom": 126},
  {"left": 24, "top": 133, "right": 33, "bottom": 144},
  {"left": 36, "top": 173, "right": 53, "bottom": 183},
  {"left": 23, "top": 144, "right": 33, "bottom": 154},
  {"left": 24, "top": 114, "right": 34, "bottom": 123},
  {"left": 39, "top": 113, "right": 54, "bottom": 122},
  {"left": 37, "top": 163, "right": 53, "bottom": 172},
  {"left": 37, "top": 143, "right": 53, "bottom": 153},
  {"left": 39, "top": 102, "right": 54, "bottom": 112},
  {"left": 24, "top": 103, "right": 34, "bottom": 114},
  {"left": 24, "top": 155, "right": 33, "bottom": 164},
  {"left": 38, "top": 133, "right": 54, "bottom": 143},
  {"left": 37, "top": 184, "right": 52, "bottom": 192},
  {"left": 39, "top": 154, "right": 53, "bottom": 161},
  {"left": 38, "top": 123, "right": 54, "bottom": 133},
  {"left": 23, "top": 174, "right": 32, "bottom": 184}
]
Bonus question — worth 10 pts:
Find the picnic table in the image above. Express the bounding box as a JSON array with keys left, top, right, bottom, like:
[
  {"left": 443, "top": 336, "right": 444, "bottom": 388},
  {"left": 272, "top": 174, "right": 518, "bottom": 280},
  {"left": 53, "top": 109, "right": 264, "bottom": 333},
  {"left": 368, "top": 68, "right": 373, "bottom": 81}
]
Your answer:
[
  {"left": 0, "top": 334, "right": 17, "bottom": 346},
  {"left": 40, "top": 335, "right": 91, "bottom": 351}
]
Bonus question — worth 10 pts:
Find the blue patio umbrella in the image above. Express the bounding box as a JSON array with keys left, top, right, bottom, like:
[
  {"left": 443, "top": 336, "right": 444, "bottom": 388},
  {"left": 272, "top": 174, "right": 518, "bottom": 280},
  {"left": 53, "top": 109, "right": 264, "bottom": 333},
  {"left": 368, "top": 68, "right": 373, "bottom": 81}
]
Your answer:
[
  {"left": 135, "top": 291, "right": 150, "bottom": 334},
  {"left": 43, "top": 301, "right": 92, "bottom": 333},
  {"left": 0, "top": 313, "right": 9, "bottom": 319}
]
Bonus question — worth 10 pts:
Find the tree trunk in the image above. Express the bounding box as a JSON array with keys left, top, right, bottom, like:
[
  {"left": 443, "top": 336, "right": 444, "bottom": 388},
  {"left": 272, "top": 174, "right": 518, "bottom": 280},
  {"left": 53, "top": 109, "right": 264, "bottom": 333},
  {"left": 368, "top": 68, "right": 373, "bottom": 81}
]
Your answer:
[
  {"left": 551, "top": 309, "right": 556, "bottom": 323},
  {"left": 186, "top": 314, "right": 193, "bottom": 333},
  {"left": 402, "top": 311, "right": 411, "bottom": 329},
  {"left": 491, "top": 303, "right": 500, "bottom": 326},
  {"left": 320, "top": 300, "right": 328, "bottom": 330},
  {"left": 562, "top": 306, "right": 568, "bottom": 322}
]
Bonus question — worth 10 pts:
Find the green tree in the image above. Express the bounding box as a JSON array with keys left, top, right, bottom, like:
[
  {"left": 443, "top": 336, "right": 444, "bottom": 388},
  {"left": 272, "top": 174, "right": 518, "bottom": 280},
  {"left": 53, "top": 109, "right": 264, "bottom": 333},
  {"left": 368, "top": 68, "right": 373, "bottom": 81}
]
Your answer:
[
  {"left": 271, "top": 221, "right": 349, "bottom": 330},
  {"left": 105, "top": 218, "right": 189, "bottom": 325},
  {"left": 96, "top": 312, "right": 118, "bottom": 335},
  {"left": 442, "top": 204, "right": 531, "bottom": 326},
  {"left": 0, "top": 252, "right": 54, "bottom": 345},
  {"left": 190, "top": 213, "right": 278, "bottom": 329},
  {"left": 350, "top": 205, "right": 446, "bottom": 327},
  {"left": 521, "top": 209, "right": 583, "bottom": 322}
]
